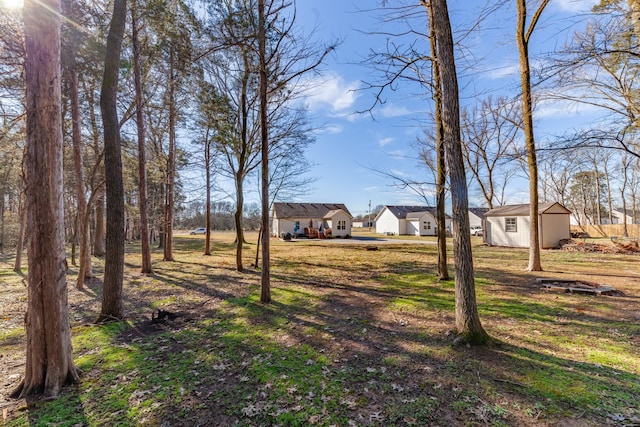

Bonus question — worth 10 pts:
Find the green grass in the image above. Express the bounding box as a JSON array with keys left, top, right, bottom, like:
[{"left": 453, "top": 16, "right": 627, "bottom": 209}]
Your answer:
[{"left": 2, "top": 232, "right": 639, "bottom": 426}]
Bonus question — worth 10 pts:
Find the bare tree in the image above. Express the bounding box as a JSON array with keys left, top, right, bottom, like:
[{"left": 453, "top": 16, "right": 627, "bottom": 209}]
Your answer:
[
  {"left": 258, "top": 0, "right": 270, "bottom": 302},
  {"left": 63, "top": 21, "right": 94, "bottom": 288},
  {"left": 460, "top": 96, "right": 520, "bottom": 209},
  {"left": 550, "top": 3, "right": 640, "bottom": 158},
  {"left": 432, "top": 0, "right": 488, "bottom": 345},
  {"left": 619, "top": 152, "right": 634, "bottom": 236},
  {"left": 516, "top": 0, "right": 549, "bottom": 272},
  {"left": 425, "top": 0, "right": 449, "bottom": 281},
  {"left": 205, "top": 0, "right": 333, "bottom": 272},
  {"left": 11, "top": 0, "right": 79, "bottom": 398}
]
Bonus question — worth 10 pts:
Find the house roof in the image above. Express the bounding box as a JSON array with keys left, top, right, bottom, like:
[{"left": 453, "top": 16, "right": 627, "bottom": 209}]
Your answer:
[
  {"left": 377, "top": 205, "right": 451, "bottom": 220},
  {"left": 272, "top": 203, "right": 352, "bottom": 219},
  {"left": 484, "top": 202, "right": 570, "bottom": 217},
  {"left": 468, "top": 207, "right": 489, "bottom": 219}
]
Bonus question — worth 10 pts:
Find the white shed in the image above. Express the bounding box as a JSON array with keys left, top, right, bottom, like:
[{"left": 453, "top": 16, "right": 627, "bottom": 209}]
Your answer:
[
  {"left": 484, "top": 202, "right": 571, "bottom": 249},
  {"left": 375, "top": 205, "right": 450, "bottom": 236}
]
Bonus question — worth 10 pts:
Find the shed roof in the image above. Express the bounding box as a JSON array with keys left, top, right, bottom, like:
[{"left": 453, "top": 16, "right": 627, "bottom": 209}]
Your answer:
[
  {"left": 484, "top": 202, "right": 570, "bottom": 217},
  {"left": 272, "top": 203, "right": 352, "bottom": 219}
]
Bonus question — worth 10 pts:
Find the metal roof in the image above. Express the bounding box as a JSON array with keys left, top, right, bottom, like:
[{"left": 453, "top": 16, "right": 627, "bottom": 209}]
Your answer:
[{"left": 484, "top": 202, "right": 570, "bottom": 217}]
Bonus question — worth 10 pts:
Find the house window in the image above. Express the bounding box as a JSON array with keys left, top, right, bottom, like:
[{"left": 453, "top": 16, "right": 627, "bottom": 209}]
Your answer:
[
  {"left": 505, "top": 217, "right": 517, "bottom": 232},
  {"left": 337, "top": 220, "right": 346, "bottom": 230},
  {"left": 423, "top": 221, "right": 431, "bottom": 230}
]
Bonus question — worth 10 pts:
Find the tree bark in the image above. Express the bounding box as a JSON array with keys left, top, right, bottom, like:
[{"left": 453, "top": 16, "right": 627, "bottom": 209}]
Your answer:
[
  {"left": 68, "top": 65, "right": 93, "bottom": 288},
  {"left": 85, "top": 82, "right": 106, "bottom": 257},
  {"left": 12, "top": 0, "right": 79, "bottom": 398},
  {"left": 516, "top": 0, "right": 548, "bottom": 272},
  {"left": 427, "top": 0, "right": 449, "bottom": 281},
  {"left": 432, "top": 0, "right": 488, "bottom": 345},
  {"left": 132, "top": 0, "right": 152, "bottom": 273},
  {"left": 234, "top": 172, "right": 245, "bottom": 272},
  {"left": 98, "top": 0, "right": 127, "bottom": 321},
  {"left": 13, "top": 192, "right": 26, "bottom": 272},
  {"left": 204, "top": 129, "right": 212, "bottom": 256},
  {"left": 163, "top": 46, "right": 176, "bottom": 262},
  {"left": 258, "top": 0, "right": 271, "bottom": 303}
]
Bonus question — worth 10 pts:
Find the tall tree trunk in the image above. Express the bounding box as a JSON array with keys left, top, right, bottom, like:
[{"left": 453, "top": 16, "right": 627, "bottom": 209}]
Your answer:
[
  {"left": 593, "top": 167, "right": 602, "bottom": 224},
  {"left": 426, "top": 0, "right": 449, "bottom": 281},
  {"left": 258, "top": 0, "right": 271, "bottom": 303},
  {"left": 516, "top": 0, "right": 548, "bottom": 272},
  {"left": 204, "top": 130, "right": 212, "bottom": 256},
  {"left": 85, "top": 81, "right": 106, "bottom": 257},
  {"left": 235, "top": 172, "right": 245, "bottom": 272},
  {"left": 132, "top": 0, "right": 152, "bottom": 273},
  {"left": 630, "top": 0, "right": 640, "bottom": 39},
  {"left": 12, "top": 0, "right": 79, "bottom": 398},
  {"left": 98, "top": 0, "right": 127, "bottom": 322},
  {"left": 69, "top": 66, "right": 93, "bottom": 288},
  {"left": 13, "top": 192, "right": 26, "bottom": 272},
  {"left": 432, "top": 0, "right": 488, "bottom": 345},
  {"left": 163, "top": 46, "right": 176, "bottom": 262}
]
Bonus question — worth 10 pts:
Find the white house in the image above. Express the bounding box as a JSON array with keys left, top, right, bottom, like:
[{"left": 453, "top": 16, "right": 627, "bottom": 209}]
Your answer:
[
  {"left": 375, "top": 205, "right": 451, "bottom": 236},
  {"left": 484, "top": 202, "right": 571, "bottom": 249},
  {"left": 271, "top": 203, "right": 353, "bottom": 238},
  {"left": 468, "top": 208, "right": 489, "bottom": 228},
  {"left": 610, "top": 208, "right": 638, "bottom": 224}
]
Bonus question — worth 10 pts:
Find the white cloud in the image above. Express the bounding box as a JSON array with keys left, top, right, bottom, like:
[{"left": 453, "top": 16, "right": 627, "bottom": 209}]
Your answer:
[
  {"left": 378, "top": 137, "right": 394, "bottom": 147},
  {"left": 483, "top": 62, "right": 519, "bottom": 80},
  {"left": 316, "top": 123, "right": 344, "bottom": 135},
  {"left": 378, "top": 104, "right": 413, "bottom": 118},
  {"left": 304, "top": 72, "right": 359, "bottom": 114},
  {"left": 389, "top": 168, "right": 408, "bottom": 177},
  {"left": 554, "top": 0, "right": 598, "bottom": 13},
  {"left": 535, "top": 97, "right": 602, "bottom": 119}
]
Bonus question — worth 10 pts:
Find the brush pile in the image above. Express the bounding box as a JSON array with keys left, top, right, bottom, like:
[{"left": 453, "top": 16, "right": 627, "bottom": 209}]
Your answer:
[{"left": 559, "top": 239, "right": 640, "bottom": 254}]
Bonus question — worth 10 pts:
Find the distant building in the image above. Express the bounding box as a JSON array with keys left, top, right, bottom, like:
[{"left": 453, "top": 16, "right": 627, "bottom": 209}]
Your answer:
[
  {"left": 271, "top": 203, "right": 352, "bottom": 237},
  {"left": 468, "top": 207, "right": 489, "bottom": 228},
  {"left": 353, "top": 219, "right": 375, "bottom": 228},
  {"left": 375, "top": 205, "right": 451, "bottom": 236}
]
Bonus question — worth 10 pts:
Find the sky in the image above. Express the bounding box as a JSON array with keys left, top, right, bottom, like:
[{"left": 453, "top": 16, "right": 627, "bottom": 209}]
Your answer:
[{"left": 284, "top": 0, "right": 601, "bottom": 217}]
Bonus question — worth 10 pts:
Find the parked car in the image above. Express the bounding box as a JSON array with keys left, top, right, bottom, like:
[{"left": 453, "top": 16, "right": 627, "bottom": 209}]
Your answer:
[
  {"left": 470, "top": 226, "right": 483, "bottom": 236},
  {"left": 190, "top": 227, "right": 206, "bottom": 235}
]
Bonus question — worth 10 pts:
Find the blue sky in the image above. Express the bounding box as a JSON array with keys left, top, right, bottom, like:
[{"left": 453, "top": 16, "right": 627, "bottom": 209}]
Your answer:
[{"left": 290, "top": 0, "right": 601, "bottom": 217}]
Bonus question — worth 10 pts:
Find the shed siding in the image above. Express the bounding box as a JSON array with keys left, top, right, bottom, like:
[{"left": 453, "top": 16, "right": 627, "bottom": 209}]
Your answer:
[
  {"left": 486, "top": 215, "right": 531, "bottom": 248},
  {"left": 540, "top": 214, "right": 570, "bottom": 248}
]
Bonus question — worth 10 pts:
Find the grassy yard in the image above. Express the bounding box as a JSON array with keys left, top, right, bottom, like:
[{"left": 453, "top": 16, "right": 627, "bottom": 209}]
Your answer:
[{"left": 1, "top": 231, "right": 638, "bottom": 426}]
